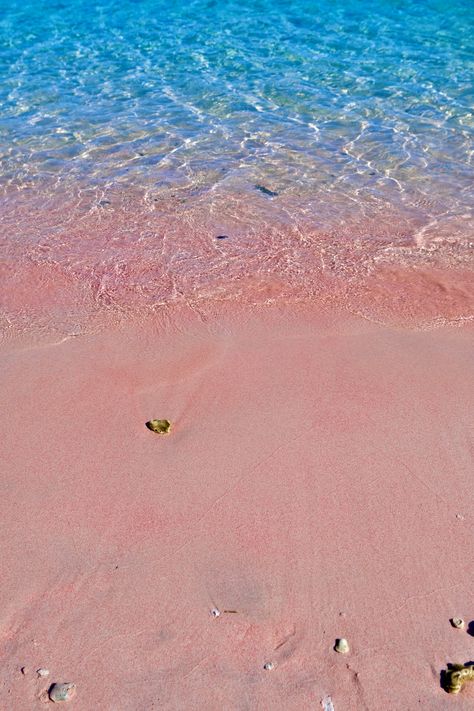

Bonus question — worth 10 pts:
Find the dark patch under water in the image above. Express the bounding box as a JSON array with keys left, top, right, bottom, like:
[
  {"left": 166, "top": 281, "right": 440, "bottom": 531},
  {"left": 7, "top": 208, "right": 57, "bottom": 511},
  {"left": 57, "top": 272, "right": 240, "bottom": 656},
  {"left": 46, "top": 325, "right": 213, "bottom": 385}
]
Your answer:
[{"left": 255, "top": 185, "right": 279, "bottom": 197}]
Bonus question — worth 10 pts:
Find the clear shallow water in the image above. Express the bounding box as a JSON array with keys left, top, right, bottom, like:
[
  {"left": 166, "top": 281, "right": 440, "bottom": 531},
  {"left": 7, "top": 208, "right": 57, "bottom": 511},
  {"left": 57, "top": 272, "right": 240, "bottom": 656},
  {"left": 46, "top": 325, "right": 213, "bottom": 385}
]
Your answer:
[{"left": 0, "top": 0, "right": 473, "bottom": 332}]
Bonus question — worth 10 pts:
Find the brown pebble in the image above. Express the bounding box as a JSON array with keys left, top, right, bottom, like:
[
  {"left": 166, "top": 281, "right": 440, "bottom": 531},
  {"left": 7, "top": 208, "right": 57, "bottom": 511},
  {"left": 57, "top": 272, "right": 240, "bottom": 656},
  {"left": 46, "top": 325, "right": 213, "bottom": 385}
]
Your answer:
[
  {"left": 48, "top": 682, "right": 76, "bottom": 703},
  {"left": 145, "top": 419, "right": 171, "bottom": 434}
]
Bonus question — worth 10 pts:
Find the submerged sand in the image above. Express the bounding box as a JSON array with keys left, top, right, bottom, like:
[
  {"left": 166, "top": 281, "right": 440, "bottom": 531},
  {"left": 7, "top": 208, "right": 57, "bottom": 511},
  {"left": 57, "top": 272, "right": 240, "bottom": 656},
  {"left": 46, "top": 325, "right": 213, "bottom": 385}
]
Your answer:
[{"left": 0, "top": 304, "right": 473, "bottom": 709}]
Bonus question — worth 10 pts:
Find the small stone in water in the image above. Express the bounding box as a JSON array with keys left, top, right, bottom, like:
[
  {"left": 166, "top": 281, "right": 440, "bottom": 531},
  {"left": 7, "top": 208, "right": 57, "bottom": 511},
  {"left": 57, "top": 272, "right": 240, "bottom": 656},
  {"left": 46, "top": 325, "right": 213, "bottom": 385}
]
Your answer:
[
  {"left": 37, "top": 668, "right": 50, "bottom": 677},
  {"left": 450, "top": 617, "right": 465, "bottom": 629},
  {"left": 255, "top": 184, "right": 278, "bottom": 197},
  {"left": 334, "top": 638, "right": 350, "bottom": 654},
  {"left": 48, "top": 682, "right": 77, "bottom": 703},
  {"left": 145, "top": 419, "right": 171, "bottom": 434}
]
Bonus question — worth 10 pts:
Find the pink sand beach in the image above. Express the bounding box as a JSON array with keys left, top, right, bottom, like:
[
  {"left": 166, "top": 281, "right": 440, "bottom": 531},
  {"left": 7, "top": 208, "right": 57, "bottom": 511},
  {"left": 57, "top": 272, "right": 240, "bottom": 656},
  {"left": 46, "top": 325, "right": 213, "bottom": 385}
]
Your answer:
[
  {"left": 1, "top": 299, "right": 473, "bottom": 709},
  {"left": 2, "top": 0, "right": 474, "bottom": 706}
]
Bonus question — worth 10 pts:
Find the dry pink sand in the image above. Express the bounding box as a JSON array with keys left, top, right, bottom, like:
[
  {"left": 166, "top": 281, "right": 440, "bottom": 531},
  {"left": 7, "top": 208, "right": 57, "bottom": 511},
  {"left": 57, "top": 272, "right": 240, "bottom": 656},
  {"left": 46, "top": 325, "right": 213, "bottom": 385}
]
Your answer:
[{"left": 0, "top": 304, "right": 473, "bottom": 710}]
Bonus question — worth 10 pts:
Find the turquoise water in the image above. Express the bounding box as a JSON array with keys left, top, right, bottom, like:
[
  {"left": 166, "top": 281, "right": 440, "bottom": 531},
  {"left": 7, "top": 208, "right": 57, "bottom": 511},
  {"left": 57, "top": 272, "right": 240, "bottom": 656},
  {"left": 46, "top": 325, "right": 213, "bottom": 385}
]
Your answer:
[{"left": 0, "top": 0, "right": 473, "bottom": 329}]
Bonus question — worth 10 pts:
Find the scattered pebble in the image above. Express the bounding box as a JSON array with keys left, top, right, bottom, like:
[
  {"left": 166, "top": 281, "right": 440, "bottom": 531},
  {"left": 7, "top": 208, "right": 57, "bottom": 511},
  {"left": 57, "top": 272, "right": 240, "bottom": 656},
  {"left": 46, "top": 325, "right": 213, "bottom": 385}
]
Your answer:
[
  {"left": 216, "top": 235, "right": 229, "bottom": 240},
  {"left": 37, "top": 668, "right": 50, "bottom": 677},
  {"left": 450, "top": 617, "right": 465, "bottom": 629},
  {"left": 20, "top": 666, "right": 28, "bottom": 675},
  {"left": 456, "top": 513, "right": 464, "bottom": 520},
  {"left": 210, "top": 608, "right": 221, "bottom": 618},
  {"left": 145, "top": 419, "right": 171, "bottom": 434},
  {"left": 263, "top": 662, "right": 274, "bottom": 671},
  {"left": 334, "top": 638, "right": 350, "bottom": 654},
  {"left": 48, "top": 682, "right": 76, "bottom": 703},
  {"left": 445, "top": 663, "right": 474, "bottom": 694}
]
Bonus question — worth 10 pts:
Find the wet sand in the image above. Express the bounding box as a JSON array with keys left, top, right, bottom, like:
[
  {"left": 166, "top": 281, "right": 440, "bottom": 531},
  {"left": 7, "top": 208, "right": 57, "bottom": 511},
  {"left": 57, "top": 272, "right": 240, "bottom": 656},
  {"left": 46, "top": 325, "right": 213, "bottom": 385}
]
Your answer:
[{"left": 0, "top": 303, "right": 473, "bottom": 709}]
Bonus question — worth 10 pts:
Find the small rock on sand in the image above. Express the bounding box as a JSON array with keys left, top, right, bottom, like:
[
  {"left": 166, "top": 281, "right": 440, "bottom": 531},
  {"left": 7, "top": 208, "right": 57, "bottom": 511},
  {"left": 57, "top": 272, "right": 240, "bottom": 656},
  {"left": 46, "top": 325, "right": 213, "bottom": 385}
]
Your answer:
[
  {"left": 48, "top": 682, "right": 76, "bottom": 703},
  {"left": 334, "top": 638, "right": 349, "bottom": 654},
  {"left": 145, "top": 419, "right": 171, "bottom": 434},
  {"left": 450, "top": 617, "right": 465, "bottom": 629},
  {"left": 37, "top": 668, "right": 50, "bottom": 677}
]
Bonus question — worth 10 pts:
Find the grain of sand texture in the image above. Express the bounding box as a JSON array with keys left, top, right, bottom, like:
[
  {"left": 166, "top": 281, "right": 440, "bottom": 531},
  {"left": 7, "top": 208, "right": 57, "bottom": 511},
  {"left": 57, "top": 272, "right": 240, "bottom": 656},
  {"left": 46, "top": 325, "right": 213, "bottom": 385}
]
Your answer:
[{"left": 0, "top": 305, "right": 473, "bottom": 709}]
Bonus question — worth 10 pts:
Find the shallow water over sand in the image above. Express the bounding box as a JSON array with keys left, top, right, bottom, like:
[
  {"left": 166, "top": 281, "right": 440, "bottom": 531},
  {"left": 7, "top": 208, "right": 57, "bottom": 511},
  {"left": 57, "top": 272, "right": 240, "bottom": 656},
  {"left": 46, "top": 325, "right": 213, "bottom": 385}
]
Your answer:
[{"left": 0, "top": 0, "right": 473, "bottom": 334}]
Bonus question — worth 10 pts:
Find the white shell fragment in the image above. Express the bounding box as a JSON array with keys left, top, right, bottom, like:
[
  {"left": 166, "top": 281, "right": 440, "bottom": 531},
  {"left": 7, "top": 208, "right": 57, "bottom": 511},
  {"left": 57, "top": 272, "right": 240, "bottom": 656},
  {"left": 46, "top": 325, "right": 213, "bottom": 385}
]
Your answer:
[
  {"left": 450, "top": 617, "right": 465, "bottom": 629},
  {"left": 48, "top": 682, "right": 77, "bottom": 703},
  {"left": 322, "top": 695, "right": 335, "bottom": 711},
  {"left": 334, "top": 638, "right": 350, "bottom": 654},
  {"left": 263, "top": 662, "right": 275, "bottom": 671},
  {"left": 37, "top": 668, "right": 50, "bottom": 677}
]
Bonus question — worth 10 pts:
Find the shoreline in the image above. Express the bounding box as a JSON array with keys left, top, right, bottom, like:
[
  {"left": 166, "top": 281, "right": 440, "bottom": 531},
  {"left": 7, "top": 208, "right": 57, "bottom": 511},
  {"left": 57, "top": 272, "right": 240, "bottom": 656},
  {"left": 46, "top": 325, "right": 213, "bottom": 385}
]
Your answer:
[
  {"left": 1, "top": 302, "right": 473, "bottom": 708},
  {"left": 1, "top": 260, "right": 473, "bottom": 355},
  {"left": 2, "top": 185, "right": 474, "bottom": 342}
]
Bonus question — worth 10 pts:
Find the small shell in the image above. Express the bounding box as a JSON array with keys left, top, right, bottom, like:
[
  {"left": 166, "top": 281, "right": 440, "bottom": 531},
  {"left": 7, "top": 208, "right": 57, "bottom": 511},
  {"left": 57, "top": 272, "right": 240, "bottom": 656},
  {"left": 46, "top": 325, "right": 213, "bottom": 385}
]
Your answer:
[
  {"left": 334, "top": 638, "right": 350, "bottom": 654},
  {"left": 322, "top": 696, "right": 335, "bottom": 711},
  {"left": 48, "top": 682, "right": 77, "bottom": 703},
  {"left": 450, "top": 617, "right": 465, "bottom": 629},
  {"left": 37, "top": 668, "right": 50, "bottom": 677},
  {"left": 146, "top": 419, "right": 171, "bottom": 434},
  {"left": 263, "top": 662, "right": 275, "bottom": 671}
]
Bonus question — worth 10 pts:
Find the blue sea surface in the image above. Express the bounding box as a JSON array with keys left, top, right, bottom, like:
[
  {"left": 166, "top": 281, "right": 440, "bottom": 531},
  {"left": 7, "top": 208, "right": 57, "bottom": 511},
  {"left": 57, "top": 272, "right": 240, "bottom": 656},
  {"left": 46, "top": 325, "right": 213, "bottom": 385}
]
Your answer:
[{"left": 1, "top": 0, "right": 473, "bottom": 208}]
